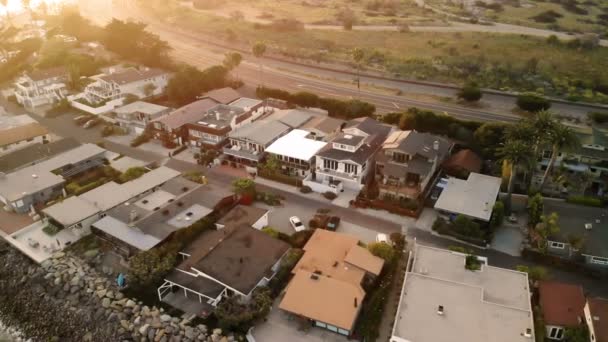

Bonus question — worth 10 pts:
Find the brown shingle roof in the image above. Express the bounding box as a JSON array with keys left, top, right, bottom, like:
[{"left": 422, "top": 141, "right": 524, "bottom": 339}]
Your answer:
[
  {"left": 588, "top": 298, "right": 608, "bottom": 342},
  {"left": 539, "top": 281, "right": 585, "bottom": 327},
  {"left": 0, "top": 123, "right": 48, "bottom": 147},
  {"left": 154, "top": 99, "right": 218, "bottom": 130},
  {"left": 203, "top": 87, "right": 241, "bottom": 105}
]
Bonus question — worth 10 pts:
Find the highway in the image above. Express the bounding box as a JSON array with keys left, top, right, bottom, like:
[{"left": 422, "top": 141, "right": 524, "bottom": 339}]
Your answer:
[{"left": 78, "top": 0, "right": 608, "bottom": 122}]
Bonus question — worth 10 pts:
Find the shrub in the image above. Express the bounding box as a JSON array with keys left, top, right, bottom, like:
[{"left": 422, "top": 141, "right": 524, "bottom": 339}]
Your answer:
[
  {"left": 268, "top": 248, "right": 304, "bottom": 296},
  {"left": 232, "top": 178, "right": 256, "bottom": 195},
  {"left": 323, "top": 191, "right": 338, "bottom": 200},
  {"left": 368, "top": 242, "right": 394, "bottom": 262},
  {"left": 261, "top": 227, "right": 279, "bottom": 238},
  {"left": 465, "top": 255, "right": 482, "bottom": 270},
  {"left": 130, "top": 131, "right": 152, "bottom": 147},
  {"left": 215, "top": 287, "right": 273, "bottom": 332},
  {"left": 490, "top": 201, "right": 505, "bottom": 228},
  {"left": 299, "top": 185, "right": 312, "bottom": 194},
  {"left": 530, "top": 10, "right": 562, "bottom": 23},
  {"left": 290, "top": 230, "right": 314, "bottom": 248},
  {"left": 566, "top": 195, "right": 603, "bottom": 207},
  {"left": 46, "top": 99, "right": 71, "bottom": 118},
  {"left": 118, "top": 166, "right": 148, "bottom": 183},
  {"left": 516, "top": 93, "right": 551, "bottom": 112},
  {"left": 457, "top": 83, "right": 483, "bottom": 102},
  {"left": 588, "top": 111, "right": 608, "bottom": 124}
]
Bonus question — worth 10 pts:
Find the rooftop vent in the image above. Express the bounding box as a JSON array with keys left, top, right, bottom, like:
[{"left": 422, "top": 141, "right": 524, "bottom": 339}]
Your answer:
[
  {"left": 585, "top": 223, "right": 593, "bottom": 230},
  {"left": 344, "top": 134, "right": 352, "bottom": 139},
  {"left": 354, "top": 297, "right": 358, "bottom": 308},
  {"left": 333, "top": 261, "right": 339, "bottom": 267},
  {"left": 142, "top": 200, "right": 149, "bottom": 204},
  {"left": 310, "top": 274, "right": 319, "bottom": 280},
  {"left": 433, "top": 140, "right": 439, "bottom": 151},
  {"left": 32, "top": 174, "right": 38, "bottom": 179},
  {"left": 524, "top": 328, "right": 532, "bottom": 338},
  {"left": 437, "top": 305, "right": 445, "bottom": 315},
  {"left": 313, "top": 270, "right": 322, "bottom": 275}
]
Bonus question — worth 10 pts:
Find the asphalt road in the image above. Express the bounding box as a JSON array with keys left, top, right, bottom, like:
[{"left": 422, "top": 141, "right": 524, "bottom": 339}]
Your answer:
[{"left": 77, "top": 0, "right": 608, "bottom": 122}]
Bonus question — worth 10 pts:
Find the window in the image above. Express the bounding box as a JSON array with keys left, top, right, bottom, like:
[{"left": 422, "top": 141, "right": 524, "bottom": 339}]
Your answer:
[
  {"left": 549, "top": 327, "right": 564, "bottom": 339},
  {"left": 338, "top": 328, "right": 349, "bottom": 336},
  {"left": 315, "top": 322, "right": 326, "bottom": 328},
  {"left": 324, "top": 159, "right": 338, "bottom": 170},
  {"left": 344, "top": 163, "right": 358, "bottom": 174},
  {"left": 590, "top": 256, "right": 608, "bottom": 265},
  {"left": 393, "top": 152, "right": 408, "bottom": 163},
  {"left": 549, "top": 241, "right": 565, "bottom": 249}
]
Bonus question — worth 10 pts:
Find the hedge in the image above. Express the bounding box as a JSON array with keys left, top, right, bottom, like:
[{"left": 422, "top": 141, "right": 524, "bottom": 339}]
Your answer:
[
  {"left": 566, "top": 195, "right": 604, "bottom": 207},
  {"left": 256, "top": 86, "right": 375, "bottom": 119},
  {"left": 258, "top": 169, "right": 302, "bottom": 187}
]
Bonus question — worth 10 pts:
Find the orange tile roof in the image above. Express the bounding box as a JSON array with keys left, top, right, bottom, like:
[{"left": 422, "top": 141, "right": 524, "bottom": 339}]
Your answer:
[
  {"left": 539, "top": 281, "right": 585, "bottom": 327},
  {"left": 588, "top": 298, "right": 608, "bottom": 342}
]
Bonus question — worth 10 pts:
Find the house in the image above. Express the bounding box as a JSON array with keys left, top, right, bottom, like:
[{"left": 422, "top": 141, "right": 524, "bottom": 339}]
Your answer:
[
  {"left": 301, "top": 116, "right": 345, "bottom": 141},
  {"left": 312, "top": 117, "right": 393, "bottom": 192},
  {"left": 389, "top": 244, "right": 535, "bottom": 342},
  {"left": 538, "top": 281, "right": 586, "bottom": 340},
  {"left": 14, "top": 66, "right": 68, "bottom": 108},
  {"left": 0, "top": 144, "right": 106, "bottom": 214},
  {"left": 543, "top": 201, "right": 608, "bottom": 268},
  {"left": 228, "top": 97, "right": 264, "bottom": 115},
  {"left": 150, "top": 99, "right": 218, "bottom": 146},
  {"left": 185, "top": 104, "right": 251, "bottom": 151},
  {"left": 71, "top": 67, "right": 170, "bottom": 115},
  {"left": 114, "top": 101, "right": 171, "bottom": 135},
  {"left": 42, "top": 166, "right": 180, "bottom": 239},
  {"left": 434, "top": 172, "right": 502, "bottom": 223},
  {"left": 265, "top": 108, "right": 316, "bottom": 129},
  {"left": 376, "top": 130, "right": 453, "bottom": 200},
  {"left": 0, "top": 115, "right": 51, "bottom": 156},
  {"left": 585, "top": 297, "right": 608, "bottom": 342},
  {"left": 279, "top": 229, "right": 384, "bottom": 336},
  {"left": 223, "top": 120, "right": 290, "bottom": 171},
  {"left": 215, "top": 204, "right": 269, "bottom": 230},
  {"left": 201, "top": 87, "right": 241, "bottom": 105},
  {"left": 0, "top": 137, "right": 80, "bottom": 173},
  {"left": 442, "top": 149, "right": 482, "bottom": 178},
  {"left": 91, "top": 179, "right": 234, "bottom": 257},
  {"left": 158, "top": 223, "right": 289, "bottom": 313},
  {"left": 265, "top": 129, "right": 327, "bottom": 179}
]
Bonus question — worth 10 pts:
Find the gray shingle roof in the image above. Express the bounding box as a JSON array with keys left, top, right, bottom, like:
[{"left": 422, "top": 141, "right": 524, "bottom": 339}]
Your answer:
[
  {"left": 228, "top": 120, "right": 290, "bottom": 146},
  {"left": 0, "top": 138, "right": 80, "bottom": 173}
]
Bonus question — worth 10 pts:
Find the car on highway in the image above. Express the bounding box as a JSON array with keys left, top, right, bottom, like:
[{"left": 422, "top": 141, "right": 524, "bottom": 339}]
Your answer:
[{"left": 289, "top": 216, "right": 306, "bottom": 232}]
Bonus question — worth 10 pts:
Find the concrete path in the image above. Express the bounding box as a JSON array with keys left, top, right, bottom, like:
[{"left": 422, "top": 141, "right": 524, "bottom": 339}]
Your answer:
[{"left": 491, "top": 224, "right": 524, "bottom": 257}]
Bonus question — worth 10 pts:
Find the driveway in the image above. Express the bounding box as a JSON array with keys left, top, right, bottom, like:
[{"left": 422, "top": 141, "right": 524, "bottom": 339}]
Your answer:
[
  {"left": 253, "top": 301, "right": 347, "bottom": 342},
  {"left": 491, "top": 224, "right": 524, "bottom": 257}
]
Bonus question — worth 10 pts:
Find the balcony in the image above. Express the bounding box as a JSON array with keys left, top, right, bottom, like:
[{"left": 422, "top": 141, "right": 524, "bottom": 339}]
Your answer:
[
  {"left": 378, "top": 180, "right": 421, "bottom": 199},
  {"left": 316, "top": 167, "right": 359, "bottom": 182},
  {"left": 223, "top": 145, "right": 262, "bottom": 162}
]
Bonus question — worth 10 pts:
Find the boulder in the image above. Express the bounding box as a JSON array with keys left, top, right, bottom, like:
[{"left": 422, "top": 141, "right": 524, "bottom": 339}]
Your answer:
[
  {"left": 101, "top": 298, "right": 111, "bottom": 308},
  {"left": 160, "top": 314, "right": 172, "bottom": 323},
  {"left": 139, "top": 324, "right": 150, "bottom": 336}
]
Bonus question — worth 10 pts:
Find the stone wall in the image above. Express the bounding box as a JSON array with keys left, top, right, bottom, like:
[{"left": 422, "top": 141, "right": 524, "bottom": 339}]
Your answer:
[{"left": 0, "top": 240, "right": 234, "bottom": 342}]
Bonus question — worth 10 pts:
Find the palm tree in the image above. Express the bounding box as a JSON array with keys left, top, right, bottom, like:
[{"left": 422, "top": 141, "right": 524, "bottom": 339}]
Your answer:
[
  {"left": 252, "top": 41, "right": 266, "bottom": 86},
  {"left": 352, "top": 47, "right": 364, "bottom": 96},
  {"left": 539, "top": 123, "right": 580, "bottom": 191},
  {"left": 529, "top": 110, "right": 556, "bottom": 156},
  {"left": 498, "top": 140, "right": 534, "bottom": 214}
]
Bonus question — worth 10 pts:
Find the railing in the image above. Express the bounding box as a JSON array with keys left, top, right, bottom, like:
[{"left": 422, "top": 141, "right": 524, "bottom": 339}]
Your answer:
[
  {"left": 316, "top": 167, "right": 359, "bottom": 182},
  {"left": 222, "top": 146, "right": 262, "bottom": 161},
  {"left": 378, "top": 182, "right": 421, "bottom": 198}
]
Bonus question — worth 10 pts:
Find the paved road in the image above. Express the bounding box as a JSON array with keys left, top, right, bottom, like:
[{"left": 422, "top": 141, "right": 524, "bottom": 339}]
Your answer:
[{"left": 78, "top": 0, "right": 608, "bottom": 122}]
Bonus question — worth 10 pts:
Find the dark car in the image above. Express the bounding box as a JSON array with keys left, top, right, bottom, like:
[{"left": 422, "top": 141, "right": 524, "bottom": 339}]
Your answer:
[{"left": 326, "top": 216, "right": 341, "bottom": 231}]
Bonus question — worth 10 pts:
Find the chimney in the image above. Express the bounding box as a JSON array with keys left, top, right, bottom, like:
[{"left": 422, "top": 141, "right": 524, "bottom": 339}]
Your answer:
[
  {"left": 354, "top": 297, "right": 358, "bottom": 308},
  {"left": 215, "top": 111, "right": 220, "bottom": 121},
  {"left": 437, "top": 305, "right": 444, "bottom": 315},
  {"left": 129, "top": 210, "right": 138, "bottom": 223},
  {"left": 433, "top": 140, "right": 439, "bottom": 151}
]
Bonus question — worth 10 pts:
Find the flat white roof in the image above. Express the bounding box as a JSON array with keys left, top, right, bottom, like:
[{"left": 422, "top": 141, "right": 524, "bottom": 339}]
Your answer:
[
  {"left": 391, "top": 244, "right": 534, "bottom": 342},
  {"left": 166, "top": 204, "right": 213, "bottom": 229},
  {"left": 92, "top": 215, "right": 160, "bottom": 251},
  {"left": 0, "top": 144, "right": 105, "bottom": 202},
  {"left": 433, "top": 172, "right": 502, "bottom": 222},
  {"left": 265, "top": 129, "right": 327, "bottom": 161},
  {"left": 42, "top": 196, "right": 99, "bottom": 226}
]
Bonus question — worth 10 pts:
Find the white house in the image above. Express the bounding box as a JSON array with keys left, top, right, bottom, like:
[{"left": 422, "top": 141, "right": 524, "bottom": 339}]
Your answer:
[
  {"left": 434, "top": 173, "right": 502, "bottom": 223},
  {"left": 311, "top": 117, "right": 393, "bottom": 192},
  {"left": 266, "top": 129, "right": 327, "bottom": 179},
  {"left": 69, "top": 67, "right": 170, "bottom": 115},
  {"left": 114, "top": 101, "right": 171, "bottom": 135},
  {"left": 14, "top": 67, "right": 68, "bottom": 108}
]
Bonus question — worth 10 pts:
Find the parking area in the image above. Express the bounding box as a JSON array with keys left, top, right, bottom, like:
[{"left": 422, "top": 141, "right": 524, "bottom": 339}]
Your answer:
[
  {"left": 491, "top": 224, "right": 524, "bottom": 256},
  {"left": 252, "top": 300, "right": 348, "bottom": 342}
]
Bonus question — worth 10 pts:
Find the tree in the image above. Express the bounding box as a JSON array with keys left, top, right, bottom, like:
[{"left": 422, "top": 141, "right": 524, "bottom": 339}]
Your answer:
[
  {"left": 352, "top": 48, "right": 364, "bottom": 95},
  {"left": 252, "top": 41, "right": 266, "bottom": 86},
  {"left": 473, "top": 122, "right": 509, "bottom": 158},
  {"left": 215, "top": 287, "right": 273, "bottom": 331},
  {"left": 539, "top": 122, "right": 580, "bottom": 191},
  {"left": 292, "top": 91, "right": 319, "bottom": 107},
  {"left": 336, "top": 7, "right": 356, "bottom": 30},
  {"left": 143, "top": 83, "right": 157, "bottom": 97},
  {"left": 262, "top": 154, "right": 281, "bottom": 174},
  {"left": 103, "top": 19, "right": 171, "bottom": 68},
  {"left": 516, "top": 265, "right": 550, "bottom": 282},
  {"left": 128, "top": 247, "right": 176, "bottom": 288},
  {"left": 534, "top": 212, "right": 560, "bottom": 250},
  {"left": 458, "top": 82, "right": 483, "bottom": 102},
  {"left": 166, "top": 64, "right": 228, "bottom": 106},
  {"left": 222, "top": 52, "right": 242, "bottom": 71},
  {"left": 564, "top": 326, "right": 590, "bottom": 342},
  {"left": 232, "top": 178, "right": 256, "bottom": 195},
  {"left": 119, "top": 166, "right": 148, "bottom": 183},
  {"left": 528, "top": 193, "right": 544, "bottom": 228},
  {"left": 498, "top": 140, "right": 534, "bottom": 214},
  {"left": 368, "top": 242, "right": 394, "bottom": 262},
  {"left": 490, "top": 201, "right": 504, "bottom": 228},
  {"left": 123, "top": 93, "right": 140, "bottom": 104},
  {"left": 516, "top": 93, "right": 551, "bottom": 112}
]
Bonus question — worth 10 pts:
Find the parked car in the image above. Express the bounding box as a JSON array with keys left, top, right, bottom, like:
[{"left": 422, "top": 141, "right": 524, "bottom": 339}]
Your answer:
[
  {"left": 326, "top": 216, "right": 340, "bottom": 231},
  {"left": 83, "top": 118, "right": 100, "bottom": 129},
  {"left": 376, "top": 233, "right": 390, "bottom": 244},
  {"left": 289, "top": 216, "right": 306, "bottom": 232},
  {"left": 74, "top": 115, "right": 90, "bottom": 126}
]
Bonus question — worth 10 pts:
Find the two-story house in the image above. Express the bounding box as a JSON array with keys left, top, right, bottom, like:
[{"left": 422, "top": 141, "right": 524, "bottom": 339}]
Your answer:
[
  {"left": 84, "top": 67, "right": 170, "bottom": 104},
  {"left": 375, "top": 130, "right": 453, "bottom": 200},
  {"left": 265, "top": 129, "right": 327, "bottom": 179},
  {"left": 186, "top": 104, "right": 252, "bottom": 151},
  {"left": 14, "top": 67, "right": 69, "bottom": 108},
  {"left": 114, "top": 101, "right": 171, "bottom": 135},
  {"left": 223, "top": 120, "right": 290, "bottom": 172},
  {"left": 149, "top": 99, "right": 218, "bottom": 146},
  {"left": 312, "top": 117, "right": 393, "bottom": 192}
]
